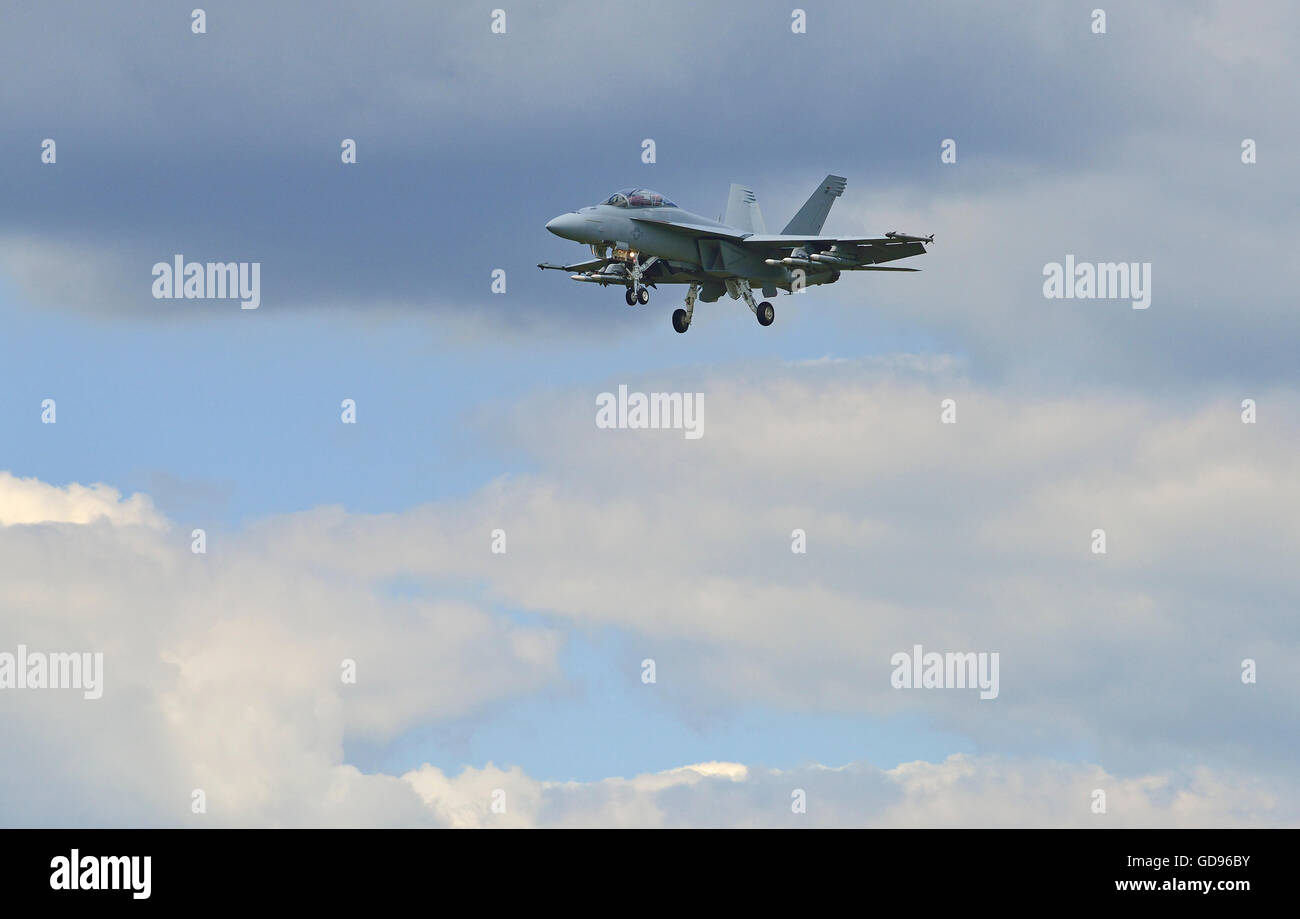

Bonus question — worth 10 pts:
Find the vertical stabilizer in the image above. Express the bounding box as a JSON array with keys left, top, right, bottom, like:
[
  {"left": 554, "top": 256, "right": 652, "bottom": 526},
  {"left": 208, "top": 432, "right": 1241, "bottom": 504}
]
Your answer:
[
  {"left": 781, "top": 175, "right": 847, "bottom": 235},
  {"left": 724, "top": 184, "right": 767, "bottom": 234}
]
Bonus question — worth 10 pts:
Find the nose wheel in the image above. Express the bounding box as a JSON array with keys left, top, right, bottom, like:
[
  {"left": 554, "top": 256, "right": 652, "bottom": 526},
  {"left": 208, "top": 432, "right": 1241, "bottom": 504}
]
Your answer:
[{"left": 623, "top": 256, "right": 658, "bottom": 307}]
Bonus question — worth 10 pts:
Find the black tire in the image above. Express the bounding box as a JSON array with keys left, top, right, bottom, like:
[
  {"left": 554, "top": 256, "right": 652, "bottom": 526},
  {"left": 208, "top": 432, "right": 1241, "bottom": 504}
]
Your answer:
[
  {"left": 625, "top": 288, "right": 637, "bottom": 307},
  {"left": 637, "top": 286, "right": 650, "bottom": 305},
  {"left": 757, "top": 301, "right": 775, "bottom": 326},
  {"left": 672, "top": 308, "right": 690, "bottom": 333}
]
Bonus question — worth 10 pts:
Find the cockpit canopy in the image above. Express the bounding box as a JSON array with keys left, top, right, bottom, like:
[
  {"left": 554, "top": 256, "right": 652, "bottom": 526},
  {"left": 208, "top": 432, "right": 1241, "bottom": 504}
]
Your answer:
[{"left": 603, "top": 188, "right": 676, "bottom": 208}]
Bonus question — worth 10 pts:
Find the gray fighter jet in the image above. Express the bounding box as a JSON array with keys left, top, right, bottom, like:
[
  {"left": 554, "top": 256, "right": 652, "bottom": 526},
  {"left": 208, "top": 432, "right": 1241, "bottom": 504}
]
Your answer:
[{"left": 539, "top": 176, "right": 932, "bottom": 333}]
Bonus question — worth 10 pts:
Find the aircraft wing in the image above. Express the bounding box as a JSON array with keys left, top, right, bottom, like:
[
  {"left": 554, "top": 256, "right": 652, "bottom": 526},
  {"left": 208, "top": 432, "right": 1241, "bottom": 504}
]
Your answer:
[
  {"left": 537, "top": 257, "right": 612, "bottom": 272},
  {"left": 739, "top": 231, "right": 932, "bottom": 267}
]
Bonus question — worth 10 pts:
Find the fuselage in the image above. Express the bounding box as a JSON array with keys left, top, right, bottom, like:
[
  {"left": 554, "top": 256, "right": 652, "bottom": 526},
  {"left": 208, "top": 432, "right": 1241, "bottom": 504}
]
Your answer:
[
  {"left": 546, "top": 204, "right": 725, "bottom": 264},
  {"left": 545, "top": 200, "right": 834, "bottom": 292}
]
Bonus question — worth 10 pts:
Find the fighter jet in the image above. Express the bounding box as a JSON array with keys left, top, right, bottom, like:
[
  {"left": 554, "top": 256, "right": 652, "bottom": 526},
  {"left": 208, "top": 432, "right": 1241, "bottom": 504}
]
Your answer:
[{"left": 539, "top": 176, "right": 932, "bottom": 333}]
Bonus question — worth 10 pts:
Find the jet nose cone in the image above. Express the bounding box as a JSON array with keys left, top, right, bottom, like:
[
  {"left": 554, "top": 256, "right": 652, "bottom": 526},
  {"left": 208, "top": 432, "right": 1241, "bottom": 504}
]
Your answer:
[{"left": 546, "top": 212, "right": 583, "bottom": 240}]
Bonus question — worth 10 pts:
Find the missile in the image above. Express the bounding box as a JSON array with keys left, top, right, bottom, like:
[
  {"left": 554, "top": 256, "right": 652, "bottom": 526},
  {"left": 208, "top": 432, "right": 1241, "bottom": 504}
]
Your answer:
[
  {"left": 809, "top": 253, "right": 859, "bottom": 267},
  {"left": 885, "top": 231, "right": 935, "bottom": 244}
]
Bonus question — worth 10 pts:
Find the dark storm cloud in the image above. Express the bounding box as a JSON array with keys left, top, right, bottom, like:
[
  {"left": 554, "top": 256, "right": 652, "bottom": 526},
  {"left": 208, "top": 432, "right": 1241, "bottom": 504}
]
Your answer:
[{"left": 1, "top": 0, "right": 1296, "bottom": 381}]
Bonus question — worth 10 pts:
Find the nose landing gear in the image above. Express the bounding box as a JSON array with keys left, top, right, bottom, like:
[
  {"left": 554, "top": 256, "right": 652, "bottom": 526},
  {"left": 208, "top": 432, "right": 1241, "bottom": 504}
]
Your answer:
[{"left": 622, "top": 256, "right": 659, "bottom": 307}]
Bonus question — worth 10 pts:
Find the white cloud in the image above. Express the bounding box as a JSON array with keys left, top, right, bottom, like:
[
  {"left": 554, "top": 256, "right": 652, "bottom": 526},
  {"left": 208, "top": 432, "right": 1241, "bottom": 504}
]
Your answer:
[
  {"left": 0, "top": 470, "right": 163, "bottom": 527},
  {"left": 2, "top": 359, "right": 1297, "bottom": 825},
  {"left": 403, "top": 754, "right": 1295, "bottom": 828},
  {"left": 242, "top": 361, "right": 1300, "bottom": 777},
  {"left": 0, "top": 480, "right": 563, "bottom": 826}
]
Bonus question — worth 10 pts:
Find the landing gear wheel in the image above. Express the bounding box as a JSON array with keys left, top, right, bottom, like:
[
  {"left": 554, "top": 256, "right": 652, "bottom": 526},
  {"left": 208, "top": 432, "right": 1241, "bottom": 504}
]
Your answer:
[
  {"left": 637, "top": 286, "right": 650, "bottom": 305},
  {"left": 672, "top": 308, "right": 690, "bottom": 334},
  {"left": 757, "top": 301, "right": 775, "bottom": 326},
  {"left": 625, "top": 288, "right": 637, "bottom": 307}
]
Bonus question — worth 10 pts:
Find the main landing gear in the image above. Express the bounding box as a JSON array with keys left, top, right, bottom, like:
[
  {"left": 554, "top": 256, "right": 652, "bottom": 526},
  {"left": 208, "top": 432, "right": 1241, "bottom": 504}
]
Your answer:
[
  {"left": 736, "top": 279, "right": 775, "bottom": 327},
  {"left": 670, "top": 282, "right": 773, "bottom": 333},
  {"left": 672, "top": 283, "right": 699, "bottom": 334}
]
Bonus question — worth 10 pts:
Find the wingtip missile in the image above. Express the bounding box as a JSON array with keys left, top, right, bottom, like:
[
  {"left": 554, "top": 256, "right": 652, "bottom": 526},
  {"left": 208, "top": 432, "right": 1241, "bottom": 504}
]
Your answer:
[{"left": 885, "top": 231, "right": 935, "bottom": 244}]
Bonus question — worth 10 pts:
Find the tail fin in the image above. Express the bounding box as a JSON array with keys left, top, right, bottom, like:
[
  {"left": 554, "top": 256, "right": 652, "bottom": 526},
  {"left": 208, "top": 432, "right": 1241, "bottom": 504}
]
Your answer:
[
  {"left": 724, "top": 184, "right": 767, "bottom": 234},
  {"left": 781, "top": 175, "right": 847, "bottom": 235}
]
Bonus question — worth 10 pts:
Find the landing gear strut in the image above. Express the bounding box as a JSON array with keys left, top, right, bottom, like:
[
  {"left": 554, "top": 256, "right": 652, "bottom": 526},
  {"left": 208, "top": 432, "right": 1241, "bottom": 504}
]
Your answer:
[
  {"left": 623, "top": 256, "right": 659, "bottom": 307},
  {"left": 672, "top": 283, "right": 699, "bottom": 334},
  {"left": 736, "top": 280, "right": 776, "bottom": 327}
]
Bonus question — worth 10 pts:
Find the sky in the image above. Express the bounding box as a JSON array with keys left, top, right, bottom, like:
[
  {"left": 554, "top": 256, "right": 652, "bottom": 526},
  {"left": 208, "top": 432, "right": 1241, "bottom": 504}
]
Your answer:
[{"left": 0, "top": 0, "right": 1297, "bottom": 827}]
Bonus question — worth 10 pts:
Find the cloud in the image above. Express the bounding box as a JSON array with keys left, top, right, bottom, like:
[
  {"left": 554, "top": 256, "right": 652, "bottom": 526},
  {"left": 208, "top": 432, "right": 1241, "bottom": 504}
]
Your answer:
[
  {"left": 2, "top": 0, "right": 1296, "bottom": 384},
  {"left": 404, "top": 754, "right": 1294, "bottom": 828},
  {"left": 0, "top": 470, "right": 163, "bottom": 527},
  {"left": 234, "top": 358, "right": 1300, "bottom": 780},
  {"left": 0, "top": 354, "right": 1296, "bottom": 825},
  {"left": 0, "top": 479, "right": 563, "bottom": 826},
  {"left": 2, "top": 1, "right": 1297, "bottom": 824}
]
